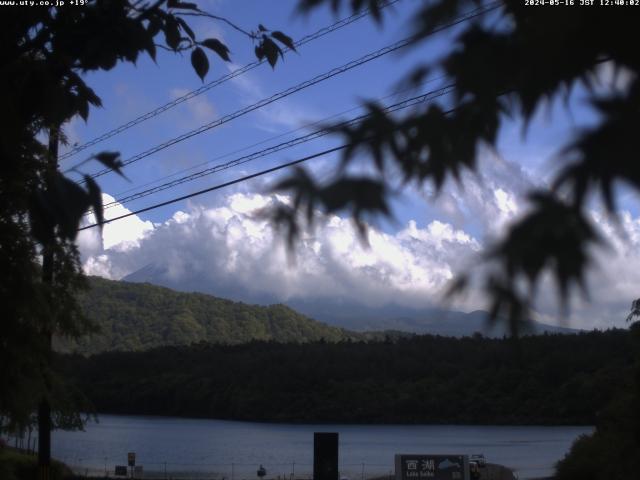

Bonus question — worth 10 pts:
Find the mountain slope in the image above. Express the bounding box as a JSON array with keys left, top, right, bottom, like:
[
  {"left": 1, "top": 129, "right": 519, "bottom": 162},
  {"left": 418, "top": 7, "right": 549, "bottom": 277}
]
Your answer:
[
  {"left": 57, "top": 277, "right": 355, "bottom": 355},
  {"left": 290, "top": 300, "right": 578, "bottom": 336},
  {"left": 123, "top": 264, "right": 581, "bottom": 337}
]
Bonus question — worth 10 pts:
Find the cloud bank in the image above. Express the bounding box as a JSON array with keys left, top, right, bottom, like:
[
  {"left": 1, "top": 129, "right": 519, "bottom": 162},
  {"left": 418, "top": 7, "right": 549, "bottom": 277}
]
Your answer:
[
  {"left": 78, "top": 192, "right": 482, "bottom": 311},
  {"left": 77, "top": 151, "right": 640, "bottom": 330}
]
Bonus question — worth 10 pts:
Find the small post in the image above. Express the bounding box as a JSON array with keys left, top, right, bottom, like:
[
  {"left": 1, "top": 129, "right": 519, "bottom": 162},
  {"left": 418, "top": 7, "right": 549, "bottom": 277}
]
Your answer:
[
  {"left": 361, "top": 463, "right": 365, "bottom": 480},
  {"left": 292, "top": 462, "right": 295, "bottom": 480},
  {"left": 313, "top": 433, "right": 339, "bottom": 480},
  {"left": 232, "top": 462, "right": 235, "bottom": 480},
  {"left": 164, "top": 462, "right": 167, "bottom": 479}
]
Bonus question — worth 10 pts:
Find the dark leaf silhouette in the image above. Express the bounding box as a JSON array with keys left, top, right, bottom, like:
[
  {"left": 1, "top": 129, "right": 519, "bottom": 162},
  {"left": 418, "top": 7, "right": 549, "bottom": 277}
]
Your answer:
[
  {"left": 298, "top": 0, "right": 386, "bottom": 16},
  {"left": 271, "top": 167, "right": 319, "bottom": 224},
  {"left": 191, "top": 47, "right": 209, "bottom": 81},
  {"left": 168, "top": 0, "right": 198, "bottom": 10},
  {"left": 144, "top": 37, "right": 157, "bottom": 61},
  {"left": 554, "top": 84, "right": 640, "bottom": 214},
  {"left": 263, "top": 204, "right": 301, "bottom": 251},
  {"left": 484, "top": 276, "right": 529, "bottom": 340},
  {"left": 75, "top": 95, "right": 89, "bottom": 122},
  {"left": 272, "top": 167, "right": 391, "bottom": 241},
  {"left": 84, "top": 175, "right": 104, "bottom": 230},
  {"left": 147, "top": 17, "right": 163, "bottom": 37},
  {"left": 488, "top": 193, "right": 602, "bottom": 303},
  {"left": 48, "top": 174, "right": 92, "bottom": 241},
  {"left": 177, "top": 17, "right": 196, "bottom": 41},
  {"left": 93, "top": 152, "right": 127, "bottom": 180},
  {"left": 271, "top": 31, "right": 296, "bottom": 51},
  {"left": 261, "top": 37, "right": 282, "bottom": 68},
  {"left": 164, "top": 16, "right": 181, "bottom": 51},
  {"left": 626, "top": 299, "right": 640, "bottom": 323},
  {"left": 201, "top": 38, "right": 231, "bottom": 61}
]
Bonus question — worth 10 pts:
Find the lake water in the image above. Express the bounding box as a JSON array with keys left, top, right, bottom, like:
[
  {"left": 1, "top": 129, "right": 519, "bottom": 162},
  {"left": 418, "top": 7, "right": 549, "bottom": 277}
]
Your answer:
[{"left": 51, "top": 415, "right": 592, "bottom": 479}]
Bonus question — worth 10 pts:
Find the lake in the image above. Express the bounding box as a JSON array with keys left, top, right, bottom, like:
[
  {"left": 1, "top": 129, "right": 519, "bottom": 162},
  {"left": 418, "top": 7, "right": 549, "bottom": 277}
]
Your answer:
[{"left": 51, "top": 415, "right": 592, "bottom": 479}]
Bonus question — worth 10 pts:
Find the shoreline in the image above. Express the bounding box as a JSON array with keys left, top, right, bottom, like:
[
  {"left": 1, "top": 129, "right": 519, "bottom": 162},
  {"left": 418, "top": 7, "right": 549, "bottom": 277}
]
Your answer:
[
  {"left": 80, "top": 411, "right": 595, "bottom": 429},
  {"left": 61, "top": 464, "right": 525, "bottom": 480},
  {"left": 2, "top": 445, "right": 551, "bottom": 480}
]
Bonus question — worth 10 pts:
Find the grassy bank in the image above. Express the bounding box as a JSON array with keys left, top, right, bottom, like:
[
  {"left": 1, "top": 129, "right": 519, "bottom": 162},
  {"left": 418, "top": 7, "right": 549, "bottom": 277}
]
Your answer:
[{"left": 0, "top": 448, "right": 72, "bottom": 480}]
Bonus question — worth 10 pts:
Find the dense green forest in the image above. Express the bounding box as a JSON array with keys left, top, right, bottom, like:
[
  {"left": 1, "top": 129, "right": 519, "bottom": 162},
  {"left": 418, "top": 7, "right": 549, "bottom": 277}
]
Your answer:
[
  {"left": 554, "top": 322, "right": 640, "bottom": 480},
  {"left": 57, "top": 277, "right": 357, "bottom": 354},
  {"left": 57, "top": 329, "right": 633, "bottom": 425}
]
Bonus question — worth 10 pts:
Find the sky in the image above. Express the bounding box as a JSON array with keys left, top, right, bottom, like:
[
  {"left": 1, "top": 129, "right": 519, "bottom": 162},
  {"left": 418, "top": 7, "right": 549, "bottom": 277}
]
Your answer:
[{"left": 63, "top": 0, "right": 639, "bottom": 330}]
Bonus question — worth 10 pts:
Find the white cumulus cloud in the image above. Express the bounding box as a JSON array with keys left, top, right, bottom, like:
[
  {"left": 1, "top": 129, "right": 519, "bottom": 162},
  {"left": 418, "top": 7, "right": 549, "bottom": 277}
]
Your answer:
[
  {"left": 75, "top": 156, "right": 640, "bottom": 330},
  {"left": 78, "top": 192, "right": 482, "bottom": 310},
  {"left": 77, "top": 193, "right": 154, "bottom": 277}
]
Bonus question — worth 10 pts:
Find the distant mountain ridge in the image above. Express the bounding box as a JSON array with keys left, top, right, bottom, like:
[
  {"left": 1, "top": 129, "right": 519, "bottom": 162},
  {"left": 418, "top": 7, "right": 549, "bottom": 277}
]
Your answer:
[
  {"left": 123, "top": 263, "right": 581, "bottom": 337},
  {"left": 288, "top": 299, "right": 578, "bottom": 337},
  {"left": 57, "top": 277, "right": 355, "bottom": 355}
]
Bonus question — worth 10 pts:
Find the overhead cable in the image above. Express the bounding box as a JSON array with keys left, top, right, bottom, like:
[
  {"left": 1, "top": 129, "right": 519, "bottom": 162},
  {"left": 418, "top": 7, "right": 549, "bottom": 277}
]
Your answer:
[
  {"left": 70, "top": 2, "right": 499, "bottom": 181},
  {"left": 59, "top": 0, "right": 401, "bottom": 161},
  {"left": 81, "top": 103, "right": 461, "bottom": 231},
  {"left": 78, "top": 144, "right": 350, "bottom": 231},
  {"left": 97, "top": 84, "right": 455, "bottom": 213},
  {"left": 108, "top": 73, "right": 448, "bottom": 200}
]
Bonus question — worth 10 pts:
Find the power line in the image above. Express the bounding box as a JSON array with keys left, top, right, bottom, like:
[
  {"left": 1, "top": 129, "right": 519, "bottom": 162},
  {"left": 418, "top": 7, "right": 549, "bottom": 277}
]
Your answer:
[
  {"left": 108, "top": 73, "right": 447, "bottom": 201},
  {"left": 80, "top": 102, "right": 459, "bottom": 232},
  {"left": 97, "top": 84, "right": 454, "bottom": 213},
  {"left": 77, "top": 35, "right": 412, "bottom": 179},
  {"left": 58, "top": 0, "right": 401, "bottom": 162},
  {"left": 108, "top": 107, "right": 358, "bottom": 199},
  {"left": 69, "top": 2, "right": 499, "bottom": 182},
  {"left": 76, "top": 2, "right": 500, "bottom": 230},
  {"left": 78, "top": 144, "right": 350, "bottom": 231}
]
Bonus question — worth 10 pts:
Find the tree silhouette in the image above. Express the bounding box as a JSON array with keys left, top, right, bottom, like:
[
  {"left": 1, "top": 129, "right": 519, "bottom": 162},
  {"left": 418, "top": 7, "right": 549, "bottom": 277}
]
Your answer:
[
  {"left": 276, "top": 3, "right": 640, "bottom": 476},
  {"left": 0, "top": 0, "right": 293, "bottom": 445},
  {"left": 267, "top": 0, "right": 640, "bottom": 332},
  {"left": 555, "top": 306, "right": 640, "bottom": 480}
]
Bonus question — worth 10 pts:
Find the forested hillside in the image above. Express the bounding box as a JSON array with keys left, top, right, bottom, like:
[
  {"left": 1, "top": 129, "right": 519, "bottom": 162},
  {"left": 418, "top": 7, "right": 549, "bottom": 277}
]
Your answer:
[
  {"left": 57, "top": 277, "right": 354, "bottom": 354},
  {"left": 57, "top": 329, "right": 634, "bottom": 425}
]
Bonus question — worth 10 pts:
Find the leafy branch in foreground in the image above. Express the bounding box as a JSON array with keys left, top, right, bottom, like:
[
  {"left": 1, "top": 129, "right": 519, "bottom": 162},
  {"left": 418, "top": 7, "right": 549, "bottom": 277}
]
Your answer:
[
  {"left": 270, "top": 0, "right": 640, "bottom": 332},
  {"left": 1, "top": 0, "right": 294, "bottom": 427}
]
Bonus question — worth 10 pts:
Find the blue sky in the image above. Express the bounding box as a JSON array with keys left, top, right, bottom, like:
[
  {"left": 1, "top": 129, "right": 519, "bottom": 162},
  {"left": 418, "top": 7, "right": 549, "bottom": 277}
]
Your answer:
[{"left": 70, "top": 0, "right": 639, "bottom": 330}]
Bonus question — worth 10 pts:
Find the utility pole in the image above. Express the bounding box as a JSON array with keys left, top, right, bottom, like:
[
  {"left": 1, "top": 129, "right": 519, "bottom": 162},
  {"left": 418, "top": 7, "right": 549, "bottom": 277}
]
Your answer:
[{"left": 38, "top": 125, "right": 59, "bottom": 480}]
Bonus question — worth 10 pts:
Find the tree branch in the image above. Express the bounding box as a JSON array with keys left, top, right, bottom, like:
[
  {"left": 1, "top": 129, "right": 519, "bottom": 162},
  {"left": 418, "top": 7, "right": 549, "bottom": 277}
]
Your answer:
[
  {"left": 134, "top": 0, "right": 166, "bottom": 21},
  {"left": 179, "top": 11, "right": 255, "bottom": 39},
  {"left": 155, "top": 42, "right": 192, "bottom": 52}
]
